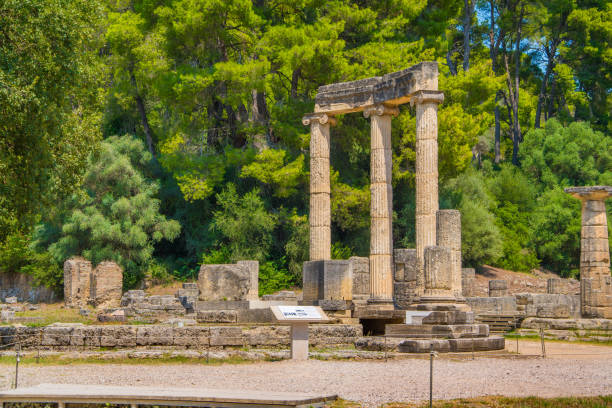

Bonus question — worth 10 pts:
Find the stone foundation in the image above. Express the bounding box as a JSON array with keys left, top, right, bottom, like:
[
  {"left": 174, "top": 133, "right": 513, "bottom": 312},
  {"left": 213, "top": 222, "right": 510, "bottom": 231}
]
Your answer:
[{"left": 0, "top": 324, "right": 362, "bottom": 350}]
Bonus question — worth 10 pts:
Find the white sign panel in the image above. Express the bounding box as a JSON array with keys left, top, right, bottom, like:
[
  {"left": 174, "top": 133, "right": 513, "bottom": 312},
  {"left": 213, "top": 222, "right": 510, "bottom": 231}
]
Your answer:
[
  {"left": 405, "top": 311, "right": 432, "bottom": 324},
  {"left": 277, "top": 306, "right": 321, "bottom": 320}
]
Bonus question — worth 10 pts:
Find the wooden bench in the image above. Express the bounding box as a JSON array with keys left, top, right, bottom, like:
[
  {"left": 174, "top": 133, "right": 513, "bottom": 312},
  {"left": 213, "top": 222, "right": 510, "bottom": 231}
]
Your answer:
[{"left": 0, "top": 384, "right": 337, "bottom": 408}]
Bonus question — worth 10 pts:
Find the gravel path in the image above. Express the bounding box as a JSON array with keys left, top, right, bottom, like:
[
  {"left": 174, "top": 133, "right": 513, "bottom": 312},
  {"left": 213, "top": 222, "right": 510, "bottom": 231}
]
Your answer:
[{"left": 1, "top": 343, "right": 611, "bottom": 407}]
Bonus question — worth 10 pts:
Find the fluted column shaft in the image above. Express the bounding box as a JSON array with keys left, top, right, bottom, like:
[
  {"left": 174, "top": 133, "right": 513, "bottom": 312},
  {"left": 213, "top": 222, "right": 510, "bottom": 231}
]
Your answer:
[
  {"left": 565, "top": 186, "right": 612, "bottom": 318},
  {"left": 364, "top": 104, "right": 398, "bottom": 302},
  {"left": 411, "top": 91, "right": 444, "bottom": 296},
  {"left": 303, "top": 113, "right": 336, "bottom": 261}
]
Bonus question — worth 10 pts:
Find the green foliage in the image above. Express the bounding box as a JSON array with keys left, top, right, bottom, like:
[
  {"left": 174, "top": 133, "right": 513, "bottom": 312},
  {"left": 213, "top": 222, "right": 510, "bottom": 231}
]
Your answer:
[
  {"left": 211, "top": 184, "right": 277, "bottom": 262},
  {"left": 0, "top": 0, "right": 103, "bottom": 239},
  {"left": 258, "top": 258, "right": 297, "bottom": 296},
  {"left": 520, "top": 119, "right": 612, "bottom": 188},
  {"left": 44, "top": 135, "right": 181, "bottom": 288},
  {"left": 444, "top": 171, "right": 503, "bottom": 267},
  {"left": 0, "top": 234, "right": 62, "bottom": 295}
]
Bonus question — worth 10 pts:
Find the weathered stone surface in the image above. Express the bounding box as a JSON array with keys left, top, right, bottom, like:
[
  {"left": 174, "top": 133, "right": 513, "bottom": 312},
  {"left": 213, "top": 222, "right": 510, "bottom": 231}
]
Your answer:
[
  {"left": 461, "top": 268, "right": 476, "bottom": 297},
  {"left": 349, "top": 256, "right": 370, "bottom": 300},
  {"left": 398, "top": 338, "right": 451, "bottom": 353},
  {"left": 301, "top": 260, "right": 352, "bottom": 301},
  {"left": 466, "top": 296, "right": 517, "bottom": 314},
  {"left": 393, "top": 282, "right": 418, "bottom": 309},
  {"left": 436, "top": 210, "right": 462, "bottom": 297},
  {"left": 196, "top": 310, "right": 238, "bottom": 323},
  {"left": 314, "top": 62, "right": 439, "bottom": 114},
  {"left": 448, "top": 336, "right": 505, "bottom": 352},
  {"left": 64, "top": 257, "right": 92, "bottom": 308},
  {"left": 1, "top": 272, "right": 56, "bottom": 304},
  {"left": 536, "top": 304, "right": 571, "bottom": 318},
  {"left": 90, "top": 261, "right": 123, "bottom": 309},
  {"left": 198, "top": 264, "right": 251, "bottom": 301},
  {"left": 547, "top": 278, "right": 573, "bottom": 295},
  {"left": 261, "top": 291, "right": 297, "bottom": 301},
  {"left": 236, "top": 260, "right": 259, "bottom": 301},
  {"left": 489, "top": 279, "right": 508, "bottom": 297},
  {"left": 422, "top": 246, "right": 453, "bottom": 299}
]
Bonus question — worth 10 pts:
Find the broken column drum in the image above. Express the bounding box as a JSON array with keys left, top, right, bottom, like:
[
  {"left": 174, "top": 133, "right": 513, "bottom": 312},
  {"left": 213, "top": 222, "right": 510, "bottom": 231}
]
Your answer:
[
  {"left": 422, "top": 246, "right": 454, "bottom": 301},
  {"left": 565, "top": 186, "right": 612, "bottom": 318},
  {"left": 305, "top": 62, "right": 443, "bottom": 304},
  {"left": 436, "top": 209, "right": 462, "bottom": 298}
]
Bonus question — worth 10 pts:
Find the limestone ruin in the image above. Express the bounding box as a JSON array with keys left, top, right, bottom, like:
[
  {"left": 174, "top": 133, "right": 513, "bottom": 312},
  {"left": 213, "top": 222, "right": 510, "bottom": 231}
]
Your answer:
[
  {"left": 64, "top": 258, "right": 123, "bottom": 309},
  {"left": 301, "top": 62, "right": 504, "bottom": 352},
  {"left": 566, "top": 186, "right": 612, "bottom": 318}
]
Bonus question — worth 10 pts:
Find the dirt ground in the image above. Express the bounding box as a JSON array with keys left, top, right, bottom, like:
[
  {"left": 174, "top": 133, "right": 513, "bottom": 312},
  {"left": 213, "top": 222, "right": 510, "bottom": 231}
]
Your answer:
[
  {"left": 1, "top": 340, "right": 610, "bottom": 407},
  {"left": 471, "top": 266, "right": 580, "bottom": 297}
]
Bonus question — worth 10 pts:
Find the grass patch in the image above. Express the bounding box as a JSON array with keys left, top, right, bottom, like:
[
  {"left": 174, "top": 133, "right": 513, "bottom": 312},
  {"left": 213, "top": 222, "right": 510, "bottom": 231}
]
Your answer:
[
  {"left": 331, "top": 395, "right": 612, "bottom": 407},
  {"left": 0, "top": 354, "right": 258, "bottom": 366},
  {"left": 7, "top": 303, "right": 97, "bottom": 327},
  {"left": 504, "top": 332, "right": 612, "bottom": 346}
]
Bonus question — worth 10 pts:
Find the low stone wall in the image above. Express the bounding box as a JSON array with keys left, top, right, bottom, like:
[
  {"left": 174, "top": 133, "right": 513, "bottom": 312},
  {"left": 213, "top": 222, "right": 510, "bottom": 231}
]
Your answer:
[
  {"left": 517, "top": 317, "right": 612, "bottom": 342},
  {"left": 0, "top": 324, "right": 362, "bottom": 350},
  {"left": 467, "top": 293, "right": 581, "bottom": 318},
  {"left": 0, "top": 273, "right": 56, "bottom": 303}
]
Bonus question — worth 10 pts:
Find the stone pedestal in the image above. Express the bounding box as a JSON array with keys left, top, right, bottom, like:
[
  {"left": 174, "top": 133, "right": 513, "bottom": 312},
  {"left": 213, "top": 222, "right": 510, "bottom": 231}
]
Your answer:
[
  {"left": 411, "top": 91, "right": 444, "bottom": 296},
  {"left": 565, "top": 186, "right": 612, "bottom": 318},
  {"left": 364, "top": 104, "right": 398, "bottom": 303},
  {"left": 421, "top": 246, "right": 454, "bottom": 302},
  {"left": 303, "top": 113, "right": 336, "bottom": 261},
  {"left": 436, "top": 210, "right": 462, "bottom": 298}
]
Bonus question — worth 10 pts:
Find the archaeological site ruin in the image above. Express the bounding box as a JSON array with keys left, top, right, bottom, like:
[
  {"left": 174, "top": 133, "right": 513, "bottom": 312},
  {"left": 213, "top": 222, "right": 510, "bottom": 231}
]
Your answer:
[{"left": 2, "top": 61, "right": 611, "bottom": 357}]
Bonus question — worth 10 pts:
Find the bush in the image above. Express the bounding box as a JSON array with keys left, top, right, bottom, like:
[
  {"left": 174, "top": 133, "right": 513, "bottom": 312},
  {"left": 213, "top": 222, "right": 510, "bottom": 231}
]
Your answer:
[
  {"left": 258, "top": 258, "right": 297, "bottom": 296},
  {"left": 0, "top": 233, "right": 63, "bottom": 295}
]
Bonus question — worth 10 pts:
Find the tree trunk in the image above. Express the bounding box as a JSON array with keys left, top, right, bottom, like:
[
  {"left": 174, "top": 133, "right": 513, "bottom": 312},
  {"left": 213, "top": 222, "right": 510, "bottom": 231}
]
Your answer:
[
  {"left": 463, "top": 0, "right": 474, "bottom": 72},
  {"left": 129, "top": 67, "right": 154, "bottom": 156},
  {"left": 494, "top": 100, "right": 501, "bottom": 163},
  {"left": 290, "top": 68, "right": 301, "bottom": 98},
  {"left": 446, "top": 48, "right": 457, "bottom": 76}
]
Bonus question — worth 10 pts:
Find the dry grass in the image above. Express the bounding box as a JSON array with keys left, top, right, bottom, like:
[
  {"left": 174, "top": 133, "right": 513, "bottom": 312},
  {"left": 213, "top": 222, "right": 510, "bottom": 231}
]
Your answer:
[
  {"left": 330, "top": 396, "right": 612, "bottom": 407},
  {"left": 10, "top": 303, "right": 97, "bottom": 326}
]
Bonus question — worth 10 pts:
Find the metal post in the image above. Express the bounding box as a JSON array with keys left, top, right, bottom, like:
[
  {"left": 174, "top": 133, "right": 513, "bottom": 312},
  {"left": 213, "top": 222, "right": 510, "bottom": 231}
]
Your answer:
[
  {"left": 540, "top": 328, "right": 546, "bottom": 358},
  {"left": 14, "top": 342, "right": 20, "bottom": 389},
  {"left": 429, "top": 343, "right": 434, "bottom": 408},
  {"left": 516, "top": 334, "right": 519, "bottom": 354}
]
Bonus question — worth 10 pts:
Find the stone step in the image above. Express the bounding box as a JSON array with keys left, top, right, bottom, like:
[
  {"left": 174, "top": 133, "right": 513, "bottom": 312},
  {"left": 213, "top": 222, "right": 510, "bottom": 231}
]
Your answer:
[
  {"left": 385, "top": 323, "right": 489, "bottom": 339},
  {"left": 398, "top": 336, "right": 505, "bottom": 353}
]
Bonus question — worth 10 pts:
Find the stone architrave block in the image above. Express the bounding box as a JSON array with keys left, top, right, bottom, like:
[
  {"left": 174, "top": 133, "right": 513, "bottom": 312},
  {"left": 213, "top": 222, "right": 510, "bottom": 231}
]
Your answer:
[
  {"left": 198, "top": 264, "right": 252, "bottom": 301},
  {"left": 90, "top": 261, "right": 123, "bottom": 309},
  {"left": 64, "top": 258, "right": 92, "bottom": 308},
  {"left": 237, "top": 260, "right": 259, "bottom": 300},
  {"left": 349, "top": 256, "right": 370, "bottom": 300}
]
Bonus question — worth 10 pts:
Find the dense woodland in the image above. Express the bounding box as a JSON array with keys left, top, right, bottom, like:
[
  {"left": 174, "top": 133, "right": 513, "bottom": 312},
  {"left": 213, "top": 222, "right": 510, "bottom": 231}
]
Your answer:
[{"left": 0, "top": 0, "right": 610, "bottom": 295}]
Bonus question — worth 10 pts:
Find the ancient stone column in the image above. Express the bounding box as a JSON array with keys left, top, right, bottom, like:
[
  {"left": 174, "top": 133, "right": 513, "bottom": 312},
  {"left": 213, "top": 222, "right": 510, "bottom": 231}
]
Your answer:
[
  {"left": 411, "top": 90, "right": 444, "bottom": 296},
  {"left": 303, "top": 113, "right": 336, "bottom": 261},
  {"left": 364, "top": 104, "right": 398, "bottom": 303},
  {"left": 565, "top": 186, "right": 612, "bottom": 318},
  {"left": 436, "top": 209, "right": 462, "bottom": 298},
  {"left": 422, "top": 246, "right": 454, "bottom": 300}
]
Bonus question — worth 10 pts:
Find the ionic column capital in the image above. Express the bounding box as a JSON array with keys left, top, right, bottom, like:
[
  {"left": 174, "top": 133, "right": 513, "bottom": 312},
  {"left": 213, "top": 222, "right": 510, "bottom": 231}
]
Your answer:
[
  {"left": 302, "top": 112, "right": 337, "bottom": 126},
  {"left": 363, "top": 104, "right": 399, "bottom": 119},
  {"left": 410, "top": 90, "right": 444, "bottom": 107}
]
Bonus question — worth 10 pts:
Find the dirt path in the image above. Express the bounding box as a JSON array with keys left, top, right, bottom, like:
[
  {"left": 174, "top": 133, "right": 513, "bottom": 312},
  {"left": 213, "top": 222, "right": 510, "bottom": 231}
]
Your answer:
[{"left": 1, "top": 342, "right": 611, "bottom": 407}]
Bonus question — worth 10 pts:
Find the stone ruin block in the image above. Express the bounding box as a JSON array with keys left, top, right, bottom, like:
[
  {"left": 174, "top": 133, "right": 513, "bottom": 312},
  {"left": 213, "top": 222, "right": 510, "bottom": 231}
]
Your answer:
[
  {"left": 488, "top": 279, "right": 508, "bottom": 297},
  {"left": 349, "top": 256, "right": 370, "bottom": 300},
  {"left": 393, "top": 249, "right": 418, "bottom": 308},
  {"left": 237, "top": 260, "right": 259, "bottom": 300},
  {"left": 581, "top": 275, "right": 612, "bottom": 318},
  {"left": 198, "top": 262, "right": 258, "bottom": 301},
  {"left": 422, "top": 246, "right": 453, "bottom": 299},
  {"left": 436, "top": 210, "right": 462, "bottom": 297},
  {"left": 90, "top": 261, "right": 123, "bottom": 309},
  {"left": 64, "top": 258, "right": 92, "bottom": 308},
  {"left": 547, "top": 278, "right": 571, "bottom": 294},
  {"left": 461, "top": 268, "right": 476, "bottom": 297},
  {"left": 302, "top": 260, "right": 352, "bottom": 301}
]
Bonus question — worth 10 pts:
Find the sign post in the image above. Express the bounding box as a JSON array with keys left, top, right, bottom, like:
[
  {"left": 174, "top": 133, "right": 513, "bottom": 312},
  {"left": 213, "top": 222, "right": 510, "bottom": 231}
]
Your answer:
[{"left": 271, "top": 306, "right": 329, "bottom": 360}]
